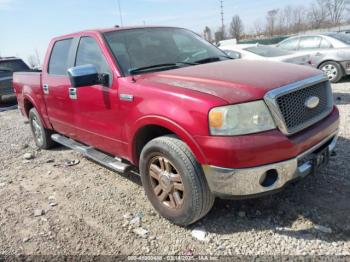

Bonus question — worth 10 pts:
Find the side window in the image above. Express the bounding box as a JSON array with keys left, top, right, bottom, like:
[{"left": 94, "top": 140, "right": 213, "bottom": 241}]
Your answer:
[
  {"left": 320, "top": 38, "right": 333, "bottom": 49},
  {"left": 299, "top": 36, "right": 321, "bottom": 50},
  {"left": 278, "top": 38, "right": 299, "bottom": 51},
  {"left": 75, "top": 37, "right": 110, "bottom": 75},
  {"left": 48, "top": 38, "right": 73, "bottom": 75}
]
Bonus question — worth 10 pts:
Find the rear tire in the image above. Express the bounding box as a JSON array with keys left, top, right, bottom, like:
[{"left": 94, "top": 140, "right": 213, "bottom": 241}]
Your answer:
[
  {"left": 320, "top": 61, "right": 343, "bottom": 83},
  {"left": 140, "top": 135, "right": 215, "bottom": 226},
  {"left": 29, "top": 108, "right": 55, "bottom": 149}
]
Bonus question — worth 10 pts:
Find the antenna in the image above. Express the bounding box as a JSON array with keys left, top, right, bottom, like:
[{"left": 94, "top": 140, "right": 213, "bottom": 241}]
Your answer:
[
  {"left": 117, "top": 0, "right": 124, "bottom": 26},
  {"left": 220, "top": 0, "right": 224, "bottom": 36}
]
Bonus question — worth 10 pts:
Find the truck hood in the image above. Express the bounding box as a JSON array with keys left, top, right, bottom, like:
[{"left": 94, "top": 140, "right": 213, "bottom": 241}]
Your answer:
[{"left": 140, "top": 59, "right": 322, "bottom": 104}]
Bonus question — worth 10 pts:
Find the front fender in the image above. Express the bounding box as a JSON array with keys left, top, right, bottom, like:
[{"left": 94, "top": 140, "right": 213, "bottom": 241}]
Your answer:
[{"left": 129, "top": 115, "right": 207, "bottom": 165}]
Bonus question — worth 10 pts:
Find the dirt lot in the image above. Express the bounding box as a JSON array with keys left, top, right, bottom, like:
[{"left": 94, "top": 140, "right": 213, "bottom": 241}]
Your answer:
[{"left": 0, "top": 81, "right": 350, "bottom": 257}]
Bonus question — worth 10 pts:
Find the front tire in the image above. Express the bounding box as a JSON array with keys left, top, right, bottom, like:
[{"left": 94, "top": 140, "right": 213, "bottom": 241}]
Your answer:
[
  {"left": 320, "top": 61, "right": 343, "bottom": 83},
  {"left": 140, "top": 135, "right": 215, "bottom": 226},
  {"left": 29, "top": 108, "right": 55, "bottom": 149}
]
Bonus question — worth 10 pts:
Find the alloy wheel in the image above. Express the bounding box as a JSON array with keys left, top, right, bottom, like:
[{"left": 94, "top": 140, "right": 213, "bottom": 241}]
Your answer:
[
  {"left": 321, "top": 64, "right": 338, "bottom": 81},
  {"left": 148, "top": 156, "right": 185, "bottom": 209}
]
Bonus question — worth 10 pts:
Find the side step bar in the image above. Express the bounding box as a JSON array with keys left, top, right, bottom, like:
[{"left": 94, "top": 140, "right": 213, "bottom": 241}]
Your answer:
[{"left": 51, "top": 134, "right": 131, "bottom": 173}]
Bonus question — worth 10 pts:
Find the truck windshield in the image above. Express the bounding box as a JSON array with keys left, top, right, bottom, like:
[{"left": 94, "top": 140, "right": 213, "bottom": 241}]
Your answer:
[
  {"left": 104, "top": 28, "right": 230, "bottom": 75},
  {"left": 0, "top": 59, "right": 30, "bottom": 72}
]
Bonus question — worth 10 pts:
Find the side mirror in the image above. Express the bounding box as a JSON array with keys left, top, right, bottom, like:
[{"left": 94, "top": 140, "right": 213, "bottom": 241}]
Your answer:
[
  {"left": 68, "top": 64, "right": 109, "bottom": 88},
  {"left": 225, "top": 50, "right": 241, "bottom": 59}
]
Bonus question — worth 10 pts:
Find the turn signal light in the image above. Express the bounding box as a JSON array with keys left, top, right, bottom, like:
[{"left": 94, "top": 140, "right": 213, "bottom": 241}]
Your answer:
[{"left": 209, "top": 111, "right": 223, "bottom": 128}]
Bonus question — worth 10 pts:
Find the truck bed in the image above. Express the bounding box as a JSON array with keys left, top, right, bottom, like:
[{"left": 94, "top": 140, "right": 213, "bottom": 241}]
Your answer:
[{"left": 13, "top": 71, "right": 44, "bottom": 117}]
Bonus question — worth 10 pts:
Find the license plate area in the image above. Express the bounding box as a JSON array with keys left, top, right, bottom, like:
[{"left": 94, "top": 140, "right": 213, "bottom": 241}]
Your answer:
[{"left": 312, "top": 146, "right": 330, "bottom": 172}]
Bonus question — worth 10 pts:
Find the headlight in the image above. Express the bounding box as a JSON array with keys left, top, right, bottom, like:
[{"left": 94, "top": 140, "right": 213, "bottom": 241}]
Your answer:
[{"left": 209, "top": 101, "right": 276, "bottom": 136}]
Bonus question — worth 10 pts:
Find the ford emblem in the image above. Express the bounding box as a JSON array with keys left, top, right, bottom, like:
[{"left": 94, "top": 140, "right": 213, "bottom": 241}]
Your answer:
[{"left": 305, "top": 96, "right": 320, "bottom": 109}]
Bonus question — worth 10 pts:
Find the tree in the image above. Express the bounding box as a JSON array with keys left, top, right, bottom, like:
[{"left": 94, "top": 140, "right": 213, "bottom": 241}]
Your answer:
[
  {"left": 266, "top": 9, "right": 279, "bottom": 36},
  {"left": 283, "top": 6, "right": 294, "bottom": 34},
  {"left": 292, "top": 6, "right": 306, "bottom": 33},
  {"left": 214, "top": 30, "right": 224, "bottom": 43},
  {"left": 254, "top": 19, "right": 264, "bottom": 36},
  {"left": 203, "top": 26, "right": 212, "bottom": 42},
  {"left": 308, "top": 0, "right": 329, "bottom": 29},
  {"left": 229, "top": 15, "right": 244, "bottom": 41},
  {"left": 27, "top": 49, "right": 41, "bottom": 68},
  {"left": 320, "top": 0, "right": 350, "bottom": 26}
]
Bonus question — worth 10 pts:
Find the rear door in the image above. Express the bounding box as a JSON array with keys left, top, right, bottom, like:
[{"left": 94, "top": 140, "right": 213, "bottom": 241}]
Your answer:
[
  {"left": 42, "top": 38, "right": 78, "bottom": 138},
  {"left": 298, "top": 36, "right": 322, "bottom": 51}
]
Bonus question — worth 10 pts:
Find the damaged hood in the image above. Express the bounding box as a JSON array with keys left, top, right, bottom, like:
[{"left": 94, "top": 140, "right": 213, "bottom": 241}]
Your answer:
[{"left": 140, "top": 59, "right": 322, "bottom": 104}]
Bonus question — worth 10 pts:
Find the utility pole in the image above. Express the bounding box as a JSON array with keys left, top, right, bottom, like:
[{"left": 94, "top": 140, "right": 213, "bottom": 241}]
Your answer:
[
  {"left": 220, "top": 0, "right": 225, "bottom": 39},
  {"left": 117, "top": 0, "right": 124, "bottom": 26}
]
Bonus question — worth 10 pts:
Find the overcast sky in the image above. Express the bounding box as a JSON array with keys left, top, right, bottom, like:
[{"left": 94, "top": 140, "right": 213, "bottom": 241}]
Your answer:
[{"left": 0, "top": 0, "right": 314, "bottom": 63}]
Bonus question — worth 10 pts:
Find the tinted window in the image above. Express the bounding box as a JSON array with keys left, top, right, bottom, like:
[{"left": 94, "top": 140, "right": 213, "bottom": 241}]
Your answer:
[
  {"left": 104, "top": 28, "right": 228, "bottom": 75},
  {"left": 299, "top": 36, "right": 321, "bottom": 50},
  {"left": 244, "top": 46, "right": 292, "bottom": 57},
  {"left": 0, "top": 60, "right": 29, "bottom": 72},
  {"left": 48, "top": 39, "right": 73, "bottom": 75},
  {"left": 278, "top": 38, "right": 299, "bottom": 51},
  {"left": 75, "top": 37, "right": 110, "bottom": 75}
]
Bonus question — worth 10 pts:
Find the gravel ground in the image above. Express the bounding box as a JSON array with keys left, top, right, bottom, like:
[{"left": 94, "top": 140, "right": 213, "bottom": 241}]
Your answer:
[{"left": 0, "top": 80, "right": 349, "bottom": 257}]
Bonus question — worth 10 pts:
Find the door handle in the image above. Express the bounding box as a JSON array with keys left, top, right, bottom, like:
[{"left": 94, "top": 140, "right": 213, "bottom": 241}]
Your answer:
[
  {"left": 69, "top": 87, "right": 77, "bottom": 100},
  {"left": 43, "top": 84, "right": 49, "bottom": 95}
]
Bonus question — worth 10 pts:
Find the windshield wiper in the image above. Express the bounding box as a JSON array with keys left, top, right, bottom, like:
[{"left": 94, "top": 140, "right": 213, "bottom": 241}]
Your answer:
[
  {"left": 129, "top": 62, "right": 198, "bottom": 75},
  {"left": 193, "top": 56, "right": 233, "bottom": 64}
]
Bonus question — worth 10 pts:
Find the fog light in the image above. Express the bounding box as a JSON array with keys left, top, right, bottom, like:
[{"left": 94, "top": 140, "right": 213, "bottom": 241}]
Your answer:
[{"left": 260, "top": 169, "right": 278, "bottom": 187}]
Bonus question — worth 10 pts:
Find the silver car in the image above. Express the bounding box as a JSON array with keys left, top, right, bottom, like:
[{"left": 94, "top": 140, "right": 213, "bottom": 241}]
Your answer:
[
  {"left": 221, "top": 44, "right": 311, "bottom": 66},
  {"left": 277, "top": 32, "right": 350, "bottom": 83}
]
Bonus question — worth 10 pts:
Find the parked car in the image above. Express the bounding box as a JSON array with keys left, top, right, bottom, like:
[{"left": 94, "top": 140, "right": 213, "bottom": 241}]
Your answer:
[
  {"left": 277, "top": 32, "right": 350, "bottom": 83},
  {"left": 221, "top": 44, "right": 312, "bottom": 66},
  {"left": 0, "top": 57, "right": 30, "bottom": 105},
  {"left": 217, "top": 38, "right": 237, "bottom": 47},
  {"left": 13, "top": 26, "right": 339, "bottom": 226}
]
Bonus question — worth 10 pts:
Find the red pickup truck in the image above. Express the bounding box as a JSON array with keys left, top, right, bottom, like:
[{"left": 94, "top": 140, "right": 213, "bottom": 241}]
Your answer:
[{"left": 13, "top": 26, "right": 339, "bottom": 226}]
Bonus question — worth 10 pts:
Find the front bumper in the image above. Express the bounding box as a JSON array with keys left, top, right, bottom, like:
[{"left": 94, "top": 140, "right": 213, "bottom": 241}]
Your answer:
[
  {"left": 202, "top": 131, "right": 338, "bottom": 199},
  {"left": 340, "top": 61, "right": 350, "bottom": 75}
]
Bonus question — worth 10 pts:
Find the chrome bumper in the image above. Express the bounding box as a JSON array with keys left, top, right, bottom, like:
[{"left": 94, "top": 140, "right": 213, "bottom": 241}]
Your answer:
[{"left": 202, "top": 131, "right": 338, "bottom": 198}]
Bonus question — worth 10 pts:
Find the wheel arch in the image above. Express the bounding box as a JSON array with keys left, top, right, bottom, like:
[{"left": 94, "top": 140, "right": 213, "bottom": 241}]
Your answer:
[
  {"left": 23, "top": 95, "right": 36, "bottom": 117},
  {"left": 318, "top": 60, "right": 344, "bottom": 71},
  {"left": 130, "top": 116, "right": 207, "bottom": 166}
]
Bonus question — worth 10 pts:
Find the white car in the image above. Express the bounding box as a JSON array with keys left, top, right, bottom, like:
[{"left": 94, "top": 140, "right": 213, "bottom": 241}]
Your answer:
[{"left": 221, "top": 44, "right": 312, "bottom": 66}]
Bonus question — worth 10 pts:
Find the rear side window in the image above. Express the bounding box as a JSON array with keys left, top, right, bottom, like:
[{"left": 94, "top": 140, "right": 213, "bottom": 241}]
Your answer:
[
  {"left": 75, "top": 37, "right": 110, "bottom": 74},
  {"left": 299, "top": 36, "right": 321, "bottom": 50},
  {"left": 278, "top": 38, "right": 299, "bottom": 51},
  {"left": 48, "top": 38, "right": 73, "bottom": 75},
  {"left": 320, "top": 38, "right": 333, "bottom": 49}
]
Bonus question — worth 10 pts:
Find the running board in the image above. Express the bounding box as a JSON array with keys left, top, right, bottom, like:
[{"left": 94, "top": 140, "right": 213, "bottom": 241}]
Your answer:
[{"left": 51, "top": 134, "right": 131, "bottom": 173}]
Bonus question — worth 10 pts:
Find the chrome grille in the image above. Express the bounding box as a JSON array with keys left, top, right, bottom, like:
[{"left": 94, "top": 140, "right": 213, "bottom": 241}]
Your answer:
[{"left": 264, "top": 75, "right": 334, "bottom": 135}]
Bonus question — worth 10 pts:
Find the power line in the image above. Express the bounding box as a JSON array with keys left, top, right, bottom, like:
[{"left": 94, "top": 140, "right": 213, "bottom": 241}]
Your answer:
[{"left": 220, "top": 0, "right": 224, "bottom": 32}]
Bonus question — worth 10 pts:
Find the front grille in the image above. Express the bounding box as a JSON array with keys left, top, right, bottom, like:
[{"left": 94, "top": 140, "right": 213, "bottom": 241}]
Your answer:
[
  {"left": 265, "top": 76, "right": 334, "bottom": 135},
  {"left": 277, "top": 81, "right": 331, "bottom": 130}
]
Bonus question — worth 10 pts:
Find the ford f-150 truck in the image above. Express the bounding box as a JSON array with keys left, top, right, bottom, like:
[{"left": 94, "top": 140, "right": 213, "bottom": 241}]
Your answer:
[{"left": 13, "top": 27, "right": 339, "bottom": 226}]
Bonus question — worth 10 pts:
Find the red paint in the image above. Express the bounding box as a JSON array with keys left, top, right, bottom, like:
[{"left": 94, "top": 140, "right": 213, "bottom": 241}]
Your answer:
[{"left": 13, "top": 27, "right": 340, "bottom": 169}]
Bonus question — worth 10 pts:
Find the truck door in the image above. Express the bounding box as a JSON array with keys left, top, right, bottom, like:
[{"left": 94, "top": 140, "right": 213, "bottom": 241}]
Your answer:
[
  {"left": 70, "top": 36, "right": 123, "bottom": 155},
  {"left": 42, "top": 38, "right": 77, "bottom": 138}
]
